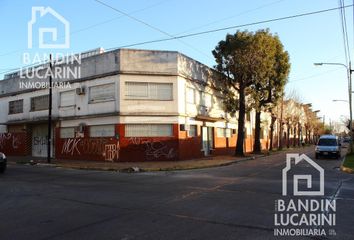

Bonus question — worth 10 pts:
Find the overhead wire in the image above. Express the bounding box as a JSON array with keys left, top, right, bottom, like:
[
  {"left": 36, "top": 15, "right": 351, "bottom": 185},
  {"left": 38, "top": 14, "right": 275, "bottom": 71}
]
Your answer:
[{"left": 1, "top": 4, "right": 353, "bottom": 76}]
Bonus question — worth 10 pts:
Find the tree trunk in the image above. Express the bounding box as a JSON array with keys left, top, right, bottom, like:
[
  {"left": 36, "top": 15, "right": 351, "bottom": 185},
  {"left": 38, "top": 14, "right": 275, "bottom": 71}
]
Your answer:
[
  {"left": 253, "top": 110, "right": 262, "bottom": 153},
  {"left": 298, "top": 124, "right": 301, "bottom": 146},
  {"left": 269, "top": 117, "right": 276, "bottom": 151},
  {"left": 278, "top": 123, "right": 283, "bottom": 150},
  {"left": 235, "top": 88, "right": 246, "bottom": 156},
  {"left": 287, "top": 124, "right": 290, "bottom": 148},
  {"left": 293, "top": 126, "right": 297, "bottom": 147}
]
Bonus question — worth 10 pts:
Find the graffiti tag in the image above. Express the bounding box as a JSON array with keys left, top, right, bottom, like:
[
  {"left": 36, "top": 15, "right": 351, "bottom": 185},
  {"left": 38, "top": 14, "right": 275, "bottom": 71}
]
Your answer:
[
  {"left": 128, "top": 137, "right": 176, "bottom": 160},
  {"left": 61, "top": 138, "right": 81, "bottom": 156},
  {"left": 104, "top": 142, "right": 120, "bottom": 161}
]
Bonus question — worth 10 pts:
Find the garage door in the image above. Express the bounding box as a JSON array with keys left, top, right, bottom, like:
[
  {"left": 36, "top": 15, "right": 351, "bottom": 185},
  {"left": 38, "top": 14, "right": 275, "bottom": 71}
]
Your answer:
[{"left": 32, "top": 125, "right": 53, "bottom": 157}]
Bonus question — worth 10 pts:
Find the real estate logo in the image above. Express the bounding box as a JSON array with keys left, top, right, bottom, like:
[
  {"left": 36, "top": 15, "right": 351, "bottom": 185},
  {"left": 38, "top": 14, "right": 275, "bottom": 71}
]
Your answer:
[
  {"left": 18, "top": 6, "right": 80, "bottom": 88},
  {"left": 274, "top": 154, "right": 336, "bottom": 237},
  {"left": 282, "top": 153, "right": 324, "bottom": 196},
  {"left": 28, "top": 6, "right": 70, "bottom": 49}
]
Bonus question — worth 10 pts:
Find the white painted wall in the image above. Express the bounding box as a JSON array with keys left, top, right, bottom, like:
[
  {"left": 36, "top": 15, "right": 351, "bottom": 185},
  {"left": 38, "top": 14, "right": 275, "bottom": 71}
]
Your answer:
[{"left": 119, "top": 74, "right": 178, "bottom": 115}]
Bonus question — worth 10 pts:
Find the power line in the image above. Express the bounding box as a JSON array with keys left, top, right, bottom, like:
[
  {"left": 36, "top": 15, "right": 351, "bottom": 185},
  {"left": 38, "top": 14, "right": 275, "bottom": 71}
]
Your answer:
[
  {"left": 288, "top": 68, "right": 342, "bottom": 84},
  {"left": 0, "top": 0, "right": 172, "bottom": 58},
  {"left": 339, "top": 0, "right": 351, "bottom": 65},
  {"left": 94, "top": 0, "right": 213, "bottom": 60},
  {"left": 1, "top": 4, "right": 353, "bottom": 76},
  {"left": 105, "top": 4, "right": 354, "bottom": 50},
  {"left": 173, "top": 0, "right": 286, "bottom": 36}
]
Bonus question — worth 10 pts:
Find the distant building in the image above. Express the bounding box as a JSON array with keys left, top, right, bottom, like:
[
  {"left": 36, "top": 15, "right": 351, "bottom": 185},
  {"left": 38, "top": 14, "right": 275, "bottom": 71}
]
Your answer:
[{"left": 0, "top": 48, "right": 274, "bottom": 161}]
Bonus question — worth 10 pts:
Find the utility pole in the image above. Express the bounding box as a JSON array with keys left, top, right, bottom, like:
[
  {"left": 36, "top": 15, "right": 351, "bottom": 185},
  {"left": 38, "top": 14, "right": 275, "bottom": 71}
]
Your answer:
[
  {"left": 314, "top": 62, "right": 353, "bottom": 152},
  {"left": 47, "top": 54, "right": 52, "bottom": 163},
  {"left": 348, "top": 61, "right": 353, "bottom": 153}
]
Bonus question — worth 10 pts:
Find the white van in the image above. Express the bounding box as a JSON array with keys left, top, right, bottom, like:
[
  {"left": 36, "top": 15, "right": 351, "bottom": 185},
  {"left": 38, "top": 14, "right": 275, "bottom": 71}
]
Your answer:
[{"left": 315, "top": 135, "right": 341, "bottom": 159}]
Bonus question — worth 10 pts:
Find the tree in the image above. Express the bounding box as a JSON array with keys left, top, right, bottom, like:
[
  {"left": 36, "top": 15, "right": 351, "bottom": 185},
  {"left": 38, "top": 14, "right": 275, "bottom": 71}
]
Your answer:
[
  {"left": 249, "top": 30, "right": 290, "bottom": 153},
  {"left": 213, "top": 29, "right": 290, "bottom": 155},
  {"left": 213, "top": 31, "right": 256, "bottom": 156}
]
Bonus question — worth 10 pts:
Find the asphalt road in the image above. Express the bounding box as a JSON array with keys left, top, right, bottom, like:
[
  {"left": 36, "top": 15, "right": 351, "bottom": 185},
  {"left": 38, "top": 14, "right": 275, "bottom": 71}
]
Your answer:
[{"left": 1, "top": 146, "right": 353, "bottom": 240}]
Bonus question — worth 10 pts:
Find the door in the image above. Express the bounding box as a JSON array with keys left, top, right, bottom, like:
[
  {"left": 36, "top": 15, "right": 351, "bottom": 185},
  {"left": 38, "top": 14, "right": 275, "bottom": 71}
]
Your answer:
[
  {"left": 202, "top": 126, "right": 214, "bottom": 156},
  {"left": 202, "top": 126, "right": 209, "bottom": 156},
  {"left": 32, "top": 124, "right": 53, "bottom": 157}
]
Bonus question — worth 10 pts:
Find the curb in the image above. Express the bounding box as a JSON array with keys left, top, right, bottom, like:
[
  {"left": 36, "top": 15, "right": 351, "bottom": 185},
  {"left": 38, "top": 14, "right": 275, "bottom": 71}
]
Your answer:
[
  {"left": 54, "top": 156, "right": 257, "bottom": 173},
  {"left": 340, "top": 156, "right": 354, "bottom": 174},
  {"left": 12, "top": 146, "right": 312, "bottom": 173},
  {"left": 340, "top": 165, "right": 354, "bottom": 174}
]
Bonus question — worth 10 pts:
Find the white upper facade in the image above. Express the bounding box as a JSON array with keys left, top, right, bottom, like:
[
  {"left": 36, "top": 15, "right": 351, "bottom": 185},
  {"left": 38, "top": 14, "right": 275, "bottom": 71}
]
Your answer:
[{"left": 0, "top": 49, "right": 232, "bottom": 127}]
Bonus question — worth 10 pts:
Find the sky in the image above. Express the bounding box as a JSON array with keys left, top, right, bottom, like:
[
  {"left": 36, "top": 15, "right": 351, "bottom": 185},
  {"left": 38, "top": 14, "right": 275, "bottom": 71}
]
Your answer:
[{"left": 0, "top": 0, "right": 353, "bottom": 126}]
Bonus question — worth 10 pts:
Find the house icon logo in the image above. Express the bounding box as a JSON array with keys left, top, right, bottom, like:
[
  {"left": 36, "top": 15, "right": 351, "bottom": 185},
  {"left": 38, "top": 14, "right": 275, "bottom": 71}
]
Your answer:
[
  {"left": 282, "top": 153, "right": 324, "bottom": 196},
  {"left": 28, "top": 6, "right": 70, "bottom": 49}
]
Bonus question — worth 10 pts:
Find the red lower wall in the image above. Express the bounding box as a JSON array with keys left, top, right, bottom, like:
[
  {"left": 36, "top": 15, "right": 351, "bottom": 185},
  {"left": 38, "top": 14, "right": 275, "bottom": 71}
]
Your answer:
[
  {"left": 0, "top": 132, "right": 30, "bottom": 156},
  {"left": 56, "top": 124, "right": 180, "bottom": 162},
  {"left": 118, "top": 124, "right": 179, "bottom": 161}
]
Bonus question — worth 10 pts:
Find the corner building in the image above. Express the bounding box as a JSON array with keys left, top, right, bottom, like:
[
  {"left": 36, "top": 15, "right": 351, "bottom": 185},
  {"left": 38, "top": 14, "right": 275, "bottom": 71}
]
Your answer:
[{"left": 0, "top": 48, "right": 270, "bottom": 161}]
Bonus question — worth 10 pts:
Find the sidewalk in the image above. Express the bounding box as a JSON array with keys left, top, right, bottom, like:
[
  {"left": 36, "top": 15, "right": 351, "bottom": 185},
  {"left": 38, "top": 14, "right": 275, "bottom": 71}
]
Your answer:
[{"left": 8, "top": 145, "right": 314, "bottom": 172}]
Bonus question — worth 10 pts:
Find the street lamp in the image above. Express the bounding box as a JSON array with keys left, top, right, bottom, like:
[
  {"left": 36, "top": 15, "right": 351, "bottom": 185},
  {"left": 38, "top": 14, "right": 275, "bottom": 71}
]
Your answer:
[
  {"left": 314, "top": 62, "right": 353, "bottom": 152},
  {"left": 333, "top": 99, "right": 349, "bottom": 103}
]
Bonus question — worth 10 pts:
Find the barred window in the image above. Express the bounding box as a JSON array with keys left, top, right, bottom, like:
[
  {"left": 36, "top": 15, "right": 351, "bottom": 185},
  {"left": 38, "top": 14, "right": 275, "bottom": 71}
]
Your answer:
[
  {"left": 89, "top": 83, "right": 115, "bottom": 102},
  {"left": 9, "top": 99, "right": 23, "bottom": 114},
  {"left": 30, "top": 95, "right": 49, "bottom": 111},
  {"left": 125, "top": 82, "right": 173, "bottom": 100},
  {"left": 125, "top": 124, "right": 173, "bottom": 137},
  {"left": 60, "top": 127, "right": 75, "bottom": 138},
  {"left": 60, "top": 90, "right": 75, "bottom": 107},
  {"left": 188, "top": 125, "right": 197, "bottom": 137},
  {"left": 200, "top": 92, "right": 212, "bottom": 107},
  {"left": 89, "top": 125, "right": 115, "bottom": 137}
]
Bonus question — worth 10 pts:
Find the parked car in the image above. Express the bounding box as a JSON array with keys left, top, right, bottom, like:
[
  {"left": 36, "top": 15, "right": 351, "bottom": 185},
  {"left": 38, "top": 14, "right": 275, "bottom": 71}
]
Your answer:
[
  {"left": 0, "top": 152, "right": 6, "bottom": 173},
  {"left": 315, "top": 135, "right": 341, "bottom": 159}
]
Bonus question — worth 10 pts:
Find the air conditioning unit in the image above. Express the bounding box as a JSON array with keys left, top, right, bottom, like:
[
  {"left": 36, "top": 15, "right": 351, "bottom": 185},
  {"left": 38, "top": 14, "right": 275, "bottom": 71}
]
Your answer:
[
  {"left": 180, "top": 124, "right": 190, "bottom": 131},
  {"left": 76, "top": 86, "right": 86, "bottom": 95},
  {"left": 78, "top": 123, "right": 86, "bottom": 133},
  {"left": 198, "top": 106, "right": 208, "bottom": 116}
]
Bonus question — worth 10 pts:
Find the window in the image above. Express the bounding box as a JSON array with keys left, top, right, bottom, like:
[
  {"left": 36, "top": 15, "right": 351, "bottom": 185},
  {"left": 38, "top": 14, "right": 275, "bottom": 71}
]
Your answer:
[
  {"left": 60, "top": 127, "right": 75, "bottom": 138},
  {"left": 60, "top": 90, "right": 75, "bottom": 107},
  {"left": 9, "top": 99, "right": 23, "bottom": 114},
  {"left": 89, "top": 83, "right": 115, "bottom": 102},
  {"left": 225, "top": 129, "right": 231, "bottom": 138},
  {"left": 200, "top": 92, "right": 212, "bottom": 108},
  {"left": 260, "top": 127, "right": 265, "bottom": 139},
  {"left": 217, "top": 128, "right": 226, "bottom": 138},
  {"left": 30, "top": 95, "right": 49, "bottom": 111},
  {"left": 89, "top": 125, "right": 115, "bottom": 137},
  {"left": 125, "top": 82, "right": 173, "bottom": 100},
  {"left": 188, "top": 125, "right": 197, "bottom": 137},
  {"left": 186, "top": 87, "right": 195, "bottom": 104},
  {"left": 125, "top": 124, "right": 173, "bottom": 137},
  {"left": 246, "top": 112, "right": 251, "bottom": 121}
]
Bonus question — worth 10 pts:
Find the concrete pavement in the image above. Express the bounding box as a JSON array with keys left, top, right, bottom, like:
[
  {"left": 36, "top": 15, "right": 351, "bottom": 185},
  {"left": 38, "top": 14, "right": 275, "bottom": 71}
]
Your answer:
[{"left": 0, "top": 146, "right": 353, "bottom": 240}]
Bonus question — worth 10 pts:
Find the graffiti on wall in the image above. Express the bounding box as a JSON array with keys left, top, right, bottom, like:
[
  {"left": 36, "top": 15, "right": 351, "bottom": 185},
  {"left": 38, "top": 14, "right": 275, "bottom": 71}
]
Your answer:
[
  {"left": 33, "top": 136, "right": 47, "bottom": 146},
  {"left": 60, "top": 138, "right": 120, "bottom": 161},
  {"left": 104, "top": 142, "right": 120, "bottom": 161},
  {"left": 61, "top": 138, "right": 81, "bottom": 156},
  {"left": 0, "top": 133, "right": 20, "bottom": 149},
  {"left": 128, "top": 137, "right": 176, "bottom": 160}
]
